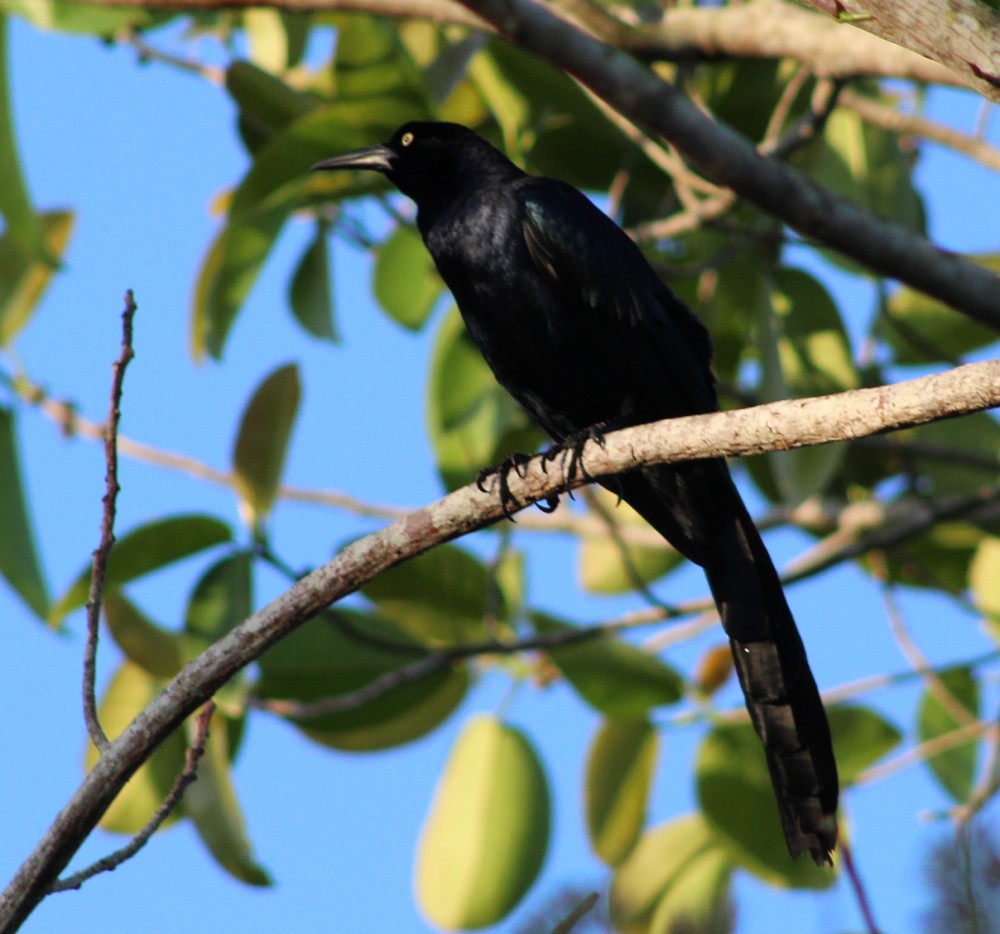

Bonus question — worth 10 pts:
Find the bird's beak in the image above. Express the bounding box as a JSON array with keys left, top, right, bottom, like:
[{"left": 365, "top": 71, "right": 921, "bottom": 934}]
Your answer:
[{"left": 310, "top": 144, "right": 395, "bottom": 174}]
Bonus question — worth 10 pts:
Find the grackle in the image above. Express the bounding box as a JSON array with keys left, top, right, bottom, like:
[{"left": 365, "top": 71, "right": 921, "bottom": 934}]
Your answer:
[{"left": 312, "top": 122, "right": 838, "bottom": 864}]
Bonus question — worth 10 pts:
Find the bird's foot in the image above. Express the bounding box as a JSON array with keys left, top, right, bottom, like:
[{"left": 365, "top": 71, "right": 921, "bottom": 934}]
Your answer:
[
  {"left": 542, "top": 424, "right": 607, "bottom": 495},
  {"left": 476, "top": 452, "right": 559, "bottom": 519}
]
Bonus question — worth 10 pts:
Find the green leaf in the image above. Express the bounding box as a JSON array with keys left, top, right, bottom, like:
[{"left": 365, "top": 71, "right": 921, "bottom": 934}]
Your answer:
[
  {"left": 971, "top": 536, "right": 1000, "bottom": 620},
  {"left": 182, "top": 711, "right": 272, "bottom": 886},
  {"left": 0, "top": 16, "right": 47, "bottom": 263},
  {"left": 578, "top": 489, "right": 681, "bottom": 593},
  {"left": 103, "top": 593, "right": 183, "bottom": 680},
  {"left": 585, "top": 718, "right": 658, "bottom": 866},
  {"left": 761, "top": 268, "right": 856, "bottom": 502},
  {"left": 3, "top": 0, "right": 161, "bottom": 33},
  {"left": 184, "top": 551, "right": 253, "bottom": 642},
  {"left": 881, "top": 255, "right": 1000, "bottom": 364},
  {"left": 51, "top": 514, "right": 232, "bottom": 627},
  {"left": 609, "top": 815, "right": 729, "bottom": 930},
  {"left": 232, "top": 363, "right": 301, "bottom": 532},
  {"left": 86, "top": 661, "right": 187, "bottom": 834},
  {"left": 534, "top": 613, "right": 683, "bottom": 716},
  {"left": 696, "top": 722, "right": 836, "bottom": 889},
  {"left": 225, "top": 59, "right": 319, "bottom": 153},
  {"left": 373, "top": 225, "right": 442, "bottom": 329},
  {"left": 415, "top": 715, "right": 550, "bottom": 929},
  {"left": 194, "top": 93, "right": 425, "bottom": 360},
  {"left": 799, "top": 105, "right": 924, "bottom": 247},
  {"left": 289, "top": 224, "right": 337, "bottom": 340},
  {"left": 0, "top": 407, "right": 49, "bottom": 619},
  {"left": 360, "top": 543, "right": 496, "bottom": 644},
  {"left": 648, "top": 845, "right": 734, "bottom": 934},
  {"left": 0, "top": 209, "right": 74, "bottom": 345},
  {"left": 243, "top": 8, "right": 290, "bottom": 73},
  {"left": 917, "top": 667, "right": 979, "bottom": 803},
  {"left": 192, "top": 201, "right": 290, "bottom": 361},
  {"left": 255, "top": 610, "right": 468, "bottom": 750},
  {"left": 184, "top": 551, "right": 254, "bottom": 644},
  {"left": 827, "top": 704, "right": 902, "bottom": 785},
  {"left": 427, "top": 307, "right": 542, "bottom": 491}
]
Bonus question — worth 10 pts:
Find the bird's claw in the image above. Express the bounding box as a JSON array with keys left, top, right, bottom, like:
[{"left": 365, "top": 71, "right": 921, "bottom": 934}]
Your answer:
[
  {"left": 542, "top": 423, "right": 608, "bottom": 495},
  {"left": 477, "top": 452, "right": 561, "bottom": 518}
]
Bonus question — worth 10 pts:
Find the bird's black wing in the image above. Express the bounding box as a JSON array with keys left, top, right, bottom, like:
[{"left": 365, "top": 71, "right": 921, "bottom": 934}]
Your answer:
[
  {"left": 519, "top": 178, "right": 839, "bottom": 864},
  {"left": 520, "top": 179, "right": 718, "bottom": 422}
]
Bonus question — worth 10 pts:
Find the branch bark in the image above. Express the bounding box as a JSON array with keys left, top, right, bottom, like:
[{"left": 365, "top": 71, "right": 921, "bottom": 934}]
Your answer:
[
  {"left": 1, "top": 358, "right": 998, "bottom": 932},
  {"left": 794, "top": 0, "right": 1000, "bottom": 102}
]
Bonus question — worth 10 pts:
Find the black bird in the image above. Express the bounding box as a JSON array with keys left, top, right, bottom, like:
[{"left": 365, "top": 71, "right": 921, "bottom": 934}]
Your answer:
[{"left": 313, "top": 122, "right": 838, "bottom": 864}]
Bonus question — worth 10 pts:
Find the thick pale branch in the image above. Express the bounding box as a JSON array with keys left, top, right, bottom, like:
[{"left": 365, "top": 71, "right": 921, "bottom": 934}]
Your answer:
[
  {"left": 795, "top": 0, "right": 1000, "bottom": 102},
  {"left": 1, "top": 359, "right": 998, "bottom": 932},
  {"left": 458, "top": 0, "right": 1000, "bottom": 329}
]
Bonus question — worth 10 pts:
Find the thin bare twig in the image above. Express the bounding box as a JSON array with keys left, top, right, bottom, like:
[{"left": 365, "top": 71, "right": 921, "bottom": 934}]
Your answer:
[
  {"left": 83, "top": 291, "right": 137, "bottom": 753},
  {"left": 49, "top": 701, "right": 215, "bottom": 893}
]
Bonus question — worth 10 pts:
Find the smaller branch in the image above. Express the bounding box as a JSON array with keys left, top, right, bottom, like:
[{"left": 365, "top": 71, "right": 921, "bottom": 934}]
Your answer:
[
  {"left": 121, "top": 28, "right": 225, "bottom": 84},
  {"left": 840, "top": 89, "right": 1000, "bottom": 175},
  {"left": 49, "top": 701, "right": 215, "bottom": 893},
  {"left": 881, "top": 579, "right": 977, "bottom": 729},
  {"left": 83, "top": 291, "right": 137, "bottom": 753}
]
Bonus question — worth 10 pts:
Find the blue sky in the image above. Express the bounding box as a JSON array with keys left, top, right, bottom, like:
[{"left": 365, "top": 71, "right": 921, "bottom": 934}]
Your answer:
[{"left": 2, "top": 14, "right": 999, "bottom": 934}]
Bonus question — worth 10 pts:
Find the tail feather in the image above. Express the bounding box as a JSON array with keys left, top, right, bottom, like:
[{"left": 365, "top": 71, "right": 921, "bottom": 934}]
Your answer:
[{"left": 608, "top": 461, "right": 839, "bottom": 865}]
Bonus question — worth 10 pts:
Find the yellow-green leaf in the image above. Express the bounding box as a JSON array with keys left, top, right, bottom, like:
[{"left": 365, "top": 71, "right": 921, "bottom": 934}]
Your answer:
[
  {"left": 585, "top": 718, "right": 658, "bottom": 866},
  {"left": 104, "top": 593, "right": 183, "bottom": 680},
  {"left": 609, "top": 815, "right": 722, "bottom": 929},
  {"left": 183, "top": 712, "right": 272, "bottom": 886},
  {"left": 373, "top": 225, "right": 442, "bottom": 329},
  {"left": 85, "top": 661, "right": 186, "bottom": 834},
  {"left": 416, "top": 715, "right": 550, "bottom": 929},
  {"left": 0, "top": 210, "right": 75, "bottom": 346},
  {"left": 232, "top": 363, "right": 301, "bottom": 533},
  {"left": 970, "top": 536, "right": 1000, "bottom": 620}
]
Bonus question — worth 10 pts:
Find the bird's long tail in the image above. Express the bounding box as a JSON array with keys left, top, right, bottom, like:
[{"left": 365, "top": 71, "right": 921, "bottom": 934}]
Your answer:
[{"left": 608, "top": 461, "right": 839, "bottom": 865}]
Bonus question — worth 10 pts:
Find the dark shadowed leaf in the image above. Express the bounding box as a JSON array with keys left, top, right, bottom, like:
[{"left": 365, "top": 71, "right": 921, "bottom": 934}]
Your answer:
[
  {"left": 103, "top": 592, "right": 183, "bottom": 679},
  {"left": 534, "top": 613, "right": 683, "bottom": 716},
  {"left": 255, "top": 610, "right": 468, "bottom": 750},
  {"left": 289, "top": 224, "right": 337, "bottom": 340},
  {"left": 880, "top": 255, "right": 1000, "bottom": 364},
  {"left": 360, "top": 542, "right": 498, "bottom": 644},
  {"left": 182, "top": 711, "right": 272, "bottom": 886},
  {"left": 0, "top": 407, "right": 49, "bottom": 619},
  {"left": 918, "top": 667, "right": 980, "bottom": 803},
  {"left": 416, "top": 715, "right": 550, "bottom": 928},
  {"left": 696, "top": 722, "right": 835, "bottom": 889},
  {"left": 51, "top": 514, "right": 232, "bottom": 626},
  {"left": 232, "top": 362, "right": 301, "bottom": 532}
]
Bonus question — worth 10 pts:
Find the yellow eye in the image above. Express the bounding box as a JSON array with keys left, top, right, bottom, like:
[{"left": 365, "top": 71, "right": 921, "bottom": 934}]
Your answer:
[{"left": 401, "top": 131, "right": 414, "bottom": 147}]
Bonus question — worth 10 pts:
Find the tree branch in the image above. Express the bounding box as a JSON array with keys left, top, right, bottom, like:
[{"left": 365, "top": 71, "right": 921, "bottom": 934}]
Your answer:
[
  {"left": 794, "top": 0, "right": 1000, "bottom": 102},
  {"left": 83, "top": 291, "right": 137, "bottom": 752},
  {"left": 1, "top": 359, "right": 998, "bottom": 931},
  {"left": 457, "top": 0, "right": 1000, "bottom": 329}
]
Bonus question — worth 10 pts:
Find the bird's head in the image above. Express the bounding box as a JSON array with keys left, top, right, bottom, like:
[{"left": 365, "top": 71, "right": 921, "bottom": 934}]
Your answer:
[{"left": 311, "top": 122, "right": 519, "bottom": 206}]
